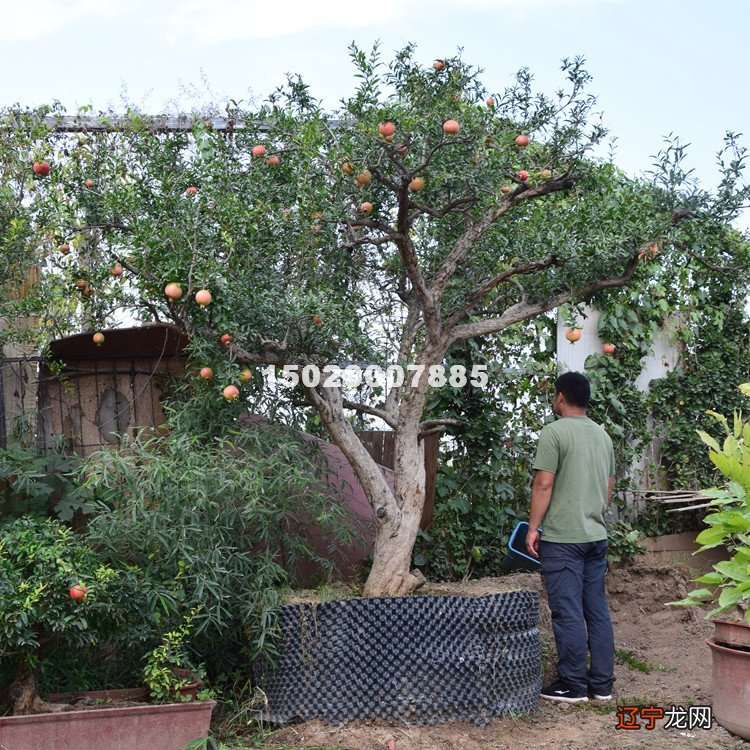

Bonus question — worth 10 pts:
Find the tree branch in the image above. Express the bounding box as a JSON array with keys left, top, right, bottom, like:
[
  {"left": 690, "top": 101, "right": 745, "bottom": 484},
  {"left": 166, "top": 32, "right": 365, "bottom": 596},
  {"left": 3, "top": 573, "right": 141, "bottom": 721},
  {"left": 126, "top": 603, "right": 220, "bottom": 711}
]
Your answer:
[
  {"left": 672, "top": 240, "right": 736, "bottom": 277},
  {"left": 369, "top": 165, "right": 401, "bottom": 194},
  {"left": 384, "top": 300, "right": 421, "bottom": 416},
  {"left": 431, "top": 175, "right": 576, "bottom": 298},
  {"left": 419, "top": 417, "right": 463, "bottom": 432},
  {"left": 302, "top": 381, "right": 399, "bottom": 527},
  {"left": 226, "top": 342, "right": 285, "bottom": 366},
  {"left": 444, "top": 254, "right": 565, "bottom": 329},
  {"left": 408, "top": 195, "right": 478, "bottom": 220},
  {"left": 448, "top": 248, "right": 642, "bottom": 343},
  {"left": 342, "top": 400, "right": 397, "bottom": 429},
  {"left": 339, "top": 232, "right": 396, "bottom": 251},
  {"left": 394, "top": 182, "right": 440, "bottom": 340}
]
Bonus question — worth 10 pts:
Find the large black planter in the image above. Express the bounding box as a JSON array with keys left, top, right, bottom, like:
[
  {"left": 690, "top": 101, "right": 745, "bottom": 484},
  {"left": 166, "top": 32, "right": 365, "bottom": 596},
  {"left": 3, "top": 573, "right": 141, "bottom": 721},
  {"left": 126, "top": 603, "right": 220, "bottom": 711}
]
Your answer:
[{"left": 254, "top": 589, "right": 540, "bottom": 726}]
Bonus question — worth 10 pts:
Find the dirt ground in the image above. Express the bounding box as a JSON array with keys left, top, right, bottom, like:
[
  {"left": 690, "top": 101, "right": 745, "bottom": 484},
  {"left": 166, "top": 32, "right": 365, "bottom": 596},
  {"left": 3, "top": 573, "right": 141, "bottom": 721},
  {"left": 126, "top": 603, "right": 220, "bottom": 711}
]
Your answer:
[{"left": 263, "top": 564, "right": 750, "bottom": 750}]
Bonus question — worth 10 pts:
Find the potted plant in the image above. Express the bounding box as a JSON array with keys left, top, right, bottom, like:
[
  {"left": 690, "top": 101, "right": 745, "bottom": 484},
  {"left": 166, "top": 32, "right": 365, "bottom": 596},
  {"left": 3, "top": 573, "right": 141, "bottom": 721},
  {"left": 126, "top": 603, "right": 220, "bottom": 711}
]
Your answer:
[
  {"left": 142, "top": 609, "right": 208, "bottom": 703},
  {"left": 670, "top": 383, "right": 750, "bottom": 740},
  {"left": 0, "top": 516, "right": 215, "bottom": 750}
]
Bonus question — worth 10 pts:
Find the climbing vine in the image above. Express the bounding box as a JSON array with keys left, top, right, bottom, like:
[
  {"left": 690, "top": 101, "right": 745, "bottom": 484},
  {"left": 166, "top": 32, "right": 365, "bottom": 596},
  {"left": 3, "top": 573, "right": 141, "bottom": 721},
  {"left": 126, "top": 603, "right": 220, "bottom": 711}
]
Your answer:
[{"left": 419, "top": 232, "right": 750, "bottom": 578}]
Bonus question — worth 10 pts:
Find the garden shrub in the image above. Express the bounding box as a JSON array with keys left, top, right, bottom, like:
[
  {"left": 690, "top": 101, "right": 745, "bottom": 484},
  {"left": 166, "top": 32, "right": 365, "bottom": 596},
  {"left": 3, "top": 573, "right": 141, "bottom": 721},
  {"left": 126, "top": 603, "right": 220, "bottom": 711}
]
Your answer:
[
  {"left": 78, "top": 421, "right": 354, "bottom": 677},
  {"left": 0, "top": 515, "right": 163, "bottom": 714}
]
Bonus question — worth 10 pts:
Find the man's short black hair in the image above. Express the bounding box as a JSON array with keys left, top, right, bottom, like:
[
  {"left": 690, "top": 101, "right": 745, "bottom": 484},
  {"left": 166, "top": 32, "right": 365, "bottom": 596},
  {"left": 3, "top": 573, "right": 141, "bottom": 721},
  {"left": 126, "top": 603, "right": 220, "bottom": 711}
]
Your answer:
[{"left": 555, "top": 371, "right": 591, "bottom": 408}]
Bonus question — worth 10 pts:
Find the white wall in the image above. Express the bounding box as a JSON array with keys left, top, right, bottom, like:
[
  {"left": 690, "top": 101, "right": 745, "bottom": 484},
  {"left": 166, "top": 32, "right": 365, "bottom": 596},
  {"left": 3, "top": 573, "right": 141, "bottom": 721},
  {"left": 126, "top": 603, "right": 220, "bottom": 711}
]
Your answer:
[
  {"left": 556, "top": 306, "right": 682, "bottom": 505},
  {"left": 556, "top": 307, "right": 680, "bottom": 393}
]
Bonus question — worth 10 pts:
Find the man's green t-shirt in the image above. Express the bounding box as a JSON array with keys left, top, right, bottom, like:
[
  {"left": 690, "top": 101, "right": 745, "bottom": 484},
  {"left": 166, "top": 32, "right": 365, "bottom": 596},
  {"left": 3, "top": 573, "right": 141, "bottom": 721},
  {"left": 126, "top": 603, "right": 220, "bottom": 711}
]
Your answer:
[{"left": 532, "top": 415, "right": 615, "bottom": 543}]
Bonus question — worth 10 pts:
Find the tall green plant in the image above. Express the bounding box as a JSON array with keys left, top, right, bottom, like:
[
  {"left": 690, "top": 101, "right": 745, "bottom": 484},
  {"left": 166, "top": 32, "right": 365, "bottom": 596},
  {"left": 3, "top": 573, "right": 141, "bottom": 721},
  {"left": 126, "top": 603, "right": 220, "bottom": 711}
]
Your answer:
[
  {"left": 79, "top": 421, "right": 353, "bottom": 675},
  {"left": 670, "top": 384, "right": 750, "bottom": 623},
  {"left": 0, "top": 442, "right": 92, "bottom": 520}
]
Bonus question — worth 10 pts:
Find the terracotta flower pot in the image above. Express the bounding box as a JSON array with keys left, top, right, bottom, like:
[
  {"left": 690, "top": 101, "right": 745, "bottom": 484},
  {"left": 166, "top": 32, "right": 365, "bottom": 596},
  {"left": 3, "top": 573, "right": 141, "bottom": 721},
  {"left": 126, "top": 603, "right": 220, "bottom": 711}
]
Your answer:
[
  {"left": 707, "top": 637, "right": 750, "bottom": 741},
  {"left": 712, "top": 619, "right": 750, "bottom": 649},
  {"left": 171, "top": 667, "right": 204, "bottom": 699}
]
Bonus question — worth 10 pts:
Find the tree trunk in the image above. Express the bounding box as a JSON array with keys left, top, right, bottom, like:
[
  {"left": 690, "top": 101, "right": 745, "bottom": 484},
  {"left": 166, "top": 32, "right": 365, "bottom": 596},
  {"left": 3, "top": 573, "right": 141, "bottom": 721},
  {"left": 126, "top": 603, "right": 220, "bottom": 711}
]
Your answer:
[
  {"left": 362, "top": 377, "right": 430, "bottom": 598},
  {"left": 305, "top": 361, "right": 434, "bottom": 598},
  {"left": 7, "top": 661, "right": 44, "bottom": 716},
  {"left": 363, "top": 437, "right": 426, "bottom": 597},
  {"left": 6, "top": 654, "right": 71, "bottom": 716}
]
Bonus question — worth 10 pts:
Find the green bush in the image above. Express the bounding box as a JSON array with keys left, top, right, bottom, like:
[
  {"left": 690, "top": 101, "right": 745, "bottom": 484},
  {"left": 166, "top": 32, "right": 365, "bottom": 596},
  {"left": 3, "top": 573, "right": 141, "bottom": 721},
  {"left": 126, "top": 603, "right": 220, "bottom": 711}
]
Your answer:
[
  {"left": 606, "top": 520, "right": 647, "bottom": 564},
  {"left": 0, "top": 516, "right": 162, "bottom": 714},
  {"left": 0, "top": 442, "right": 92, "bottom": 521},
  {"left": 79, "top": 423, "right": 353, "bottom": 676}
]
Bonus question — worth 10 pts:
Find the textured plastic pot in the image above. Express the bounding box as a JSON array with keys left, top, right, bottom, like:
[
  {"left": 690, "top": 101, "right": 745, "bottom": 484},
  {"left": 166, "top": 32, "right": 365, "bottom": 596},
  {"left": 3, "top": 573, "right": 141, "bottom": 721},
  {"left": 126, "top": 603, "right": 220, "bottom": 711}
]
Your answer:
[
  {"left": 254, "top": 589, "right": 540, "bottom": 726},
  {"left": 0, "top": 698, "right": 215, "bottom": 750},
  {"left": 707, "top": 637, "right": 750, "bottom": 741}
]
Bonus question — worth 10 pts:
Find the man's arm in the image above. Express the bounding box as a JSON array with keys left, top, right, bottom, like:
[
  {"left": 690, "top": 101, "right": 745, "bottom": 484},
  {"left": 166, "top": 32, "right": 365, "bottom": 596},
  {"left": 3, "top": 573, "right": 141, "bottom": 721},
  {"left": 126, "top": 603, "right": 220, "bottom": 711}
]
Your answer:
[
  {"left": 607, "top": 475, "right": 615, "bottom": 506},
  {"left": 526, "top": 469, "right": 555, "bottom": 558}
]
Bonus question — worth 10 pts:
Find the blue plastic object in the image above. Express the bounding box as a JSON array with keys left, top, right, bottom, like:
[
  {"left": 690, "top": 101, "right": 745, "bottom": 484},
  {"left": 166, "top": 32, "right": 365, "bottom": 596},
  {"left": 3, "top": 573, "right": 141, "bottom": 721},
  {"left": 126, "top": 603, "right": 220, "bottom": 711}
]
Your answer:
[{"left": 501, "top": 521, "right": 541, "bottom": 572}]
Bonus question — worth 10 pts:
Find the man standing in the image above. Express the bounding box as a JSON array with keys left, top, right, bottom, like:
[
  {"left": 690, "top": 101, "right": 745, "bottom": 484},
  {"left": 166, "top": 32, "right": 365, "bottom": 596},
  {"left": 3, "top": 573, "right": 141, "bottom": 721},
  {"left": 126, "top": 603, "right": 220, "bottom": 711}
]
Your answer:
[{"left": 526, "top": 371, "right": 616, "bottom": 704}]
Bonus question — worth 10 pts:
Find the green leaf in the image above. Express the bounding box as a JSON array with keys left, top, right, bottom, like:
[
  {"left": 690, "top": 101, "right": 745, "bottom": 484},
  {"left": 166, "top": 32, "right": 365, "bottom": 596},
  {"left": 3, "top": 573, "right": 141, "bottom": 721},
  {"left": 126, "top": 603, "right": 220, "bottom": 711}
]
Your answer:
[
  {"left": 718, "top": 587, "right": 745, "bottom": 608},
  {"left": 696, "top": 430, "right": 721, "bottom": 453},
  {"left": 695, "top": 526, "right": 729, "bottom": 548},
  {"left": 694, "top": 571, "right": 723, "bottom": 585}
]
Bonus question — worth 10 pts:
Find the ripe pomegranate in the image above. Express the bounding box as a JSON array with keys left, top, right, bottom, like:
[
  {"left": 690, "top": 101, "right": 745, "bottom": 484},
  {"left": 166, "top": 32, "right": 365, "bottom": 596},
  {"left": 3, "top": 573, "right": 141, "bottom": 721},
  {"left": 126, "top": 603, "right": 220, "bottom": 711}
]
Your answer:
[
  {"left": 240, "top": 368, "right": 253, "bottom": 382},
  {"left": 565, "top": 328, "right": 582, "bottom": 344},
  {"left": 223, "top": 385, "right": 240, "bottom": 400},
  {"left": 342, "top": 159, "right": 353, "bottom": 174},
  {"left": 500, "top": 185, "right": 511, "bottom": 194},
  {"left": 433, "top": 60, "right": 445, "bottom": 70},
  {"left": 602, "top": 343, "right": 616, "bottom": 355},
  {"left": 92, "top": 332, "right": 105, "bottom": 346},
  {"left": 164, "top": 282, "right": 183, "bottom": 300},
  {"left": 409, "top": 176, "right": 425, "bottom": 191},
  {"left": 33, "top": 161, "right": 50, "bottom": 176},
  {"left": 195, "top": 289, "right": 212, "bottom": 307},
  {"left": 84, "top": 178, "right": 95, "bottom": 188},
  {"left": 220, "top": 333, "right": 233, "bottom": 345},
  {"left": 110, "top": 264, "right": 123, "bottom": 276},
  {"left": 442, "top": 120, "right": 460, "bottom": 135},
  {"left": 312, "top": 314, "right": 323, "bottom": 325},
  {"left": 360, "top": 202, "right": 373, "bottom": 214},
  {"left": 486, "top": 97, "right": 495, "bottom": 106},
  {"left": 75, "top": 279, "right": 88, "bottom": 289},
  {"left": 266, "top": 154, "right": 280, "bottom": 166},
  {"left": 199, "top": 367, "right": 214, "bottom": 380},
  {"left": 69, "top": 583, "right": 88, "bottom": 601},
  {"left": 515, "top": 135, "right": 530, "bottom": 147},
  {"left": 355, "top": 170, "right": 372, "bottom": 186},
  {"left": 59, "top": 243, "right": 71, "bottom": 254},
  {"left": 379, "top": 122, "right": 396, "bottom": 138},
  {"left": 252, "top": 144, "right": 266, "bottom": 158},
  {"left": 517, "top": 170, "right": 529, "bottom": 182},
  {"left": 185, "top": 186, "right": 198, "bottom": 196}
]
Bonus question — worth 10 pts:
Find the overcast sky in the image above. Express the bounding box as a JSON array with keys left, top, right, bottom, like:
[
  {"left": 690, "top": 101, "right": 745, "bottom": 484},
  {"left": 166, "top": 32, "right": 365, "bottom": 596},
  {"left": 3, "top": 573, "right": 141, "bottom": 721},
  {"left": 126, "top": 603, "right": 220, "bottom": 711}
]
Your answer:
[{"left": 1, "top": 0, "right": 747, "bottom": 217}]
